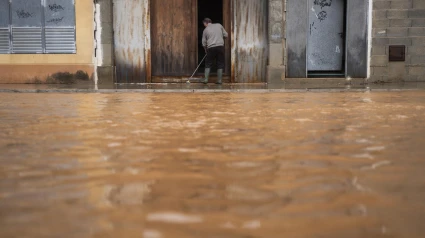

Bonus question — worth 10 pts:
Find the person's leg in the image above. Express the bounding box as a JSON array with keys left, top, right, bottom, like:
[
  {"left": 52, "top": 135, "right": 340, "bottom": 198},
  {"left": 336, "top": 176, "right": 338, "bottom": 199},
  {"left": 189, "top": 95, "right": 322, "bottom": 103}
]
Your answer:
[
  {"left": 216, "top": 46, "right": 225, "bottom": 84},
  {"left": 203, "top": 48, "right": 214, "bottom": 84}
]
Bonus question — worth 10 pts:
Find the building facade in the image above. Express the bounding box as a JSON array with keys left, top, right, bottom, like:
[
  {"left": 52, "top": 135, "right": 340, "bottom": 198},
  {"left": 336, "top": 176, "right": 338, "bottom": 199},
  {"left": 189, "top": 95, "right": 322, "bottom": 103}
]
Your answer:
[
  {"left": 0, "top": 0, "right": 424, "bottom": 84},
  {"left": 370, "top": 0, "right": 425, "bottom": 82},
  {"left": 0, "top": 0, "right": 94, "bottom": 84}
]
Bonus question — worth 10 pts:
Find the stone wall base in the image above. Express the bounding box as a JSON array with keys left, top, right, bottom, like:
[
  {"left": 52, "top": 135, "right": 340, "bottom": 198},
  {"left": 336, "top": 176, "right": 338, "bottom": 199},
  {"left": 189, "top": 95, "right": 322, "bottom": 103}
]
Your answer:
[
  {"left": 283, "top": 78, "right": 367, "bottom": 88},
  {"left": 0, "top": 64, "right": 94, "bottom": 84},
  {"left": 96, "top": 66, "right": 115, "bottom": 85},
  {"left": 267, "top": 66, "right": 286, "bottom": 84}
]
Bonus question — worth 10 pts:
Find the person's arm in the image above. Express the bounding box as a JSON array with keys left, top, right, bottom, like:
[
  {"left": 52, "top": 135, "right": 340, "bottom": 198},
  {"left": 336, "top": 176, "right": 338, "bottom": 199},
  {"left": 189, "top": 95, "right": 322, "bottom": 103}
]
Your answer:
[
  {"left": 222, "top": 25, "right": 228, "bottom": 39},
  {"left": 202, "top": 30, "right": 208, "bottom": 53}
]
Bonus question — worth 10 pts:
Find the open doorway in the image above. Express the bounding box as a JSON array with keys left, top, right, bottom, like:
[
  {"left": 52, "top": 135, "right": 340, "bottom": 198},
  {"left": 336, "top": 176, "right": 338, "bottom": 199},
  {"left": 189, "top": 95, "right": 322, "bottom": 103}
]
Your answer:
[
  {"left": 197, "top": 0, "right": 223, "bottom": 74},
  {"left": 150, "top": 0, "right": 230, "bottom": 81}
]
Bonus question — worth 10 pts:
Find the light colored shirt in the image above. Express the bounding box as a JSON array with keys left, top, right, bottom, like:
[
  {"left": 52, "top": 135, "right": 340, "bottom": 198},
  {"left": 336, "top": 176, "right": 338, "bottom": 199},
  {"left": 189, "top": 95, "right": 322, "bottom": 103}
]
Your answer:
[{"left": 202, "top": 23, "right": 228, "bottom": 48}]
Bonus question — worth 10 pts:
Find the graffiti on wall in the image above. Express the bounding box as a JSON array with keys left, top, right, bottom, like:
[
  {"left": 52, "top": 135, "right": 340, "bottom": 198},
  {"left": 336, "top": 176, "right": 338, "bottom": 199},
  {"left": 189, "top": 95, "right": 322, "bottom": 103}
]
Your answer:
[
  {"left": 47, "top": 17, "right": 64, "bottom": 24},
  {"left": 317, "top": 11, "right": 327, "bottom": 21},
  {"left": 16, "top": 10, "right": 33, "bottom": 19},
  {"left": 48, "top": 4, "right": 64, "bottom": 12},
  {"left": 314, "top": 0, "right": 332, "bottom": 9},
  {"left": 310, "top": 0, "right": 333, "bottom": 33},
  {"left": 47, "top": 3, "right": 65, "bottom": 25}
]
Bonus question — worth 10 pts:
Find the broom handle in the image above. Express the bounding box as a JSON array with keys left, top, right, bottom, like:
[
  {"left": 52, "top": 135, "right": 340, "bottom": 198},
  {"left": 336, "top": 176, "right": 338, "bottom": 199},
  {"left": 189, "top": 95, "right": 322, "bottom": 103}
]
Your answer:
[{"left": 189, "top": 54, "right": 207, "bottom": 80}]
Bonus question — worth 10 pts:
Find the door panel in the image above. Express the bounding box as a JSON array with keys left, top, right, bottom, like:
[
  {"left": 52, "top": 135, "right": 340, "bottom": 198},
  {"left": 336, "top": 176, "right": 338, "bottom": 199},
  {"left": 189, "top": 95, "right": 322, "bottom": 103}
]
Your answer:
[
  {"left": 307, "top": 0, "right": 345, "bottom": 71},
  {"left": 113, "top": 0, "right": 149, "bottom": 83},
  {"left": 232, "top": 0, "right": 268, "bottom": 83},
  {"left": 151, "top": 0, "right": 196, "bottom": 76},
  {"left": 223, "top": 0, "right": 231, "bottom": 75}
]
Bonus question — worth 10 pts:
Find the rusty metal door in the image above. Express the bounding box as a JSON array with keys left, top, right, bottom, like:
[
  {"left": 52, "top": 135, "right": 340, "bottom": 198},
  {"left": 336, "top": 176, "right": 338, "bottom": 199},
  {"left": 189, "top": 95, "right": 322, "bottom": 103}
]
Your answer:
[
  {"left": 113, "top": 0, "right": 150, "bottom": 83},
  {"left": 232, "top": 0, "right": 268, "bottom": 83},
  {"left": 151, "top": 0, "right": 197, "bottom": 77}
]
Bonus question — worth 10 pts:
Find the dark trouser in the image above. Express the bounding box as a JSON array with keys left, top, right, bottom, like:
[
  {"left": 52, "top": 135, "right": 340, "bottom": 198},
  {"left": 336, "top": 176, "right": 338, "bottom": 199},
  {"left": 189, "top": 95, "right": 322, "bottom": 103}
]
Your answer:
[{"left": 205, "top": 46, "right": 225, "bottom": 69}]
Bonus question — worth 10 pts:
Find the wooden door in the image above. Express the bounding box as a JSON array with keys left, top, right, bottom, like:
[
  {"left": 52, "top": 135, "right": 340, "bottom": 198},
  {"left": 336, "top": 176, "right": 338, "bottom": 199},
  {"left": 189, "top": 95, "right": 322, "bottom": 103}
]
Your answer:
[
  {"left": 113, "top": 0, "right": 150, "bottom": 83},
  {"left": 232, "top": 0, "right": 268, "bottom": 83},
  {"left": 151, "top": 0, "right": 197, "bottom": 77},
  {"left": 223, "top": 0, "right": 231, "bottom": 76}
]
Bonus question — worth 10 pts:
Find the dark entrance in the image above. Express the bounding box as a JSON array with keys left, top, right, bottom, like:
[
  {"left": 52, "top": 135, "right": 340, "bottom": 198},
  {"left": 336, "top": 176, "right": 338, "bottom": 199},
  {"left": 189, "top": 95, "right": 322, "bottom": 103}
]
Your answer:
[{"left": 197, "top": 0, "right": 223, "bottom": 74}]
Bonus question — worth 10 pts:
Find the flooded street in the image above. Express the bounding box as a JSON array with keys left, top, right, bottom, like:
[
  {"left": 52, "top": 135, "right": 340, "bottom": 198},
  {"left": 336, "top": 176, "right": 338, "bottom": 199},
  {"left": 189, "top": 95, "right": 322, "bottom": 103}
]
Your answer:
[{"left": 1, "top": 92, "right": 425, "bottom": 238}]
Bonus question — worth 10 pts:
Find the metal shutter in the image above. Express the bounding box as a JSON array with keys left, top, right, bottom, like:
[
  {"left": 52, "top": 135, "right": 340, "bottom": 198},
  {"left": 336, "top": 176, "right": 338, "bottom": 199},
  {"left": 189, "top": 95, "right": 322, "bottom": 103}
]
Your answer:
[
  {"left": 0, "top": 28, "right": 10, "bottom": 53},
  {"left": 45, "top": 27, "right": 76, "bottom": 54},
  {"left": 11, "top": 27, "right": 43, "bottom": 53},
  {"left": 0, "top": 0, "right": 10, "bottom": 53}
]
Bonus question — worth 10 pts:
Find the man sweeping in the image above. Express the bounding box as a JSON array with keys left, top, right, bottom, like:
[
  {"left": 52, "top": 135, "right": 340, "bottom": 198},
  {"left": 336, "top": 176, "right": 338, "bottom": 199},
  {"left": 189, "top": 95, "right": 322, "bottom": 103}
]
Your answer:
[{"left": 201, "top": 18, "right": 228, "bottom": 84}]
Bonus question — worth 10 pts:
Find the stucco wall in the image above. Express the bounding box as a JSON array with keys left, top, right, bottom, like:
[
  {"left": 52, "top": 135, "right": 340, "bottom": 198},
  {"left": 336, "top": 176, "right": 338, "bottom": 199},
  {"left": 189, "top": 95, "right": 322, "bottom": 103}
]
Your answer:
[
  {"left": 371, "top": 0, "right": 425, "bottom": 82},
  {"left": 0, "top": 0, "right": 94, "bottom": 84}
]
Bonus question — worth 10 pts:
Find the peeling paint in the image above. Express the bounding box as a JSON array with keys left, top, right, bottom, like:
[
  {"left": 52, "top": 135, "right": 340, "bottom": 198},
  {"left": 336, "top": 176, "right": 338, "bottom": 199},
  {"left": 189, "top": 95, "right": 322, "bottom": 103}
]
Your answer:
[
  {"left": 109, "top": 0, "right": 268, "bottom": 83},
  {"left": 95, "top": 3, "right": 103, "bottom": 67},
  {"left": 233, "top": 0, "right": 268, "bottom": 83},
  {"left": 113, "top": 0, "right": 148, "bottom": 83}
]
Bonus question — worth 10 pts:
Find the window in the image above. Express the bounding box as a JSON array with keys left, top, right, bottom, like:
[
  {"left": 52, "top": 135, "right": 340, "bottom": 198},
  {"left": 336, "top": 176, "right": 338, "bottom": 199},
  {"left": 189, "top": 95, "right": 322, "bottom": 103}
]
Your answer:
[{"left": 0, "top": 0, "right": 76, "bottom": 54}]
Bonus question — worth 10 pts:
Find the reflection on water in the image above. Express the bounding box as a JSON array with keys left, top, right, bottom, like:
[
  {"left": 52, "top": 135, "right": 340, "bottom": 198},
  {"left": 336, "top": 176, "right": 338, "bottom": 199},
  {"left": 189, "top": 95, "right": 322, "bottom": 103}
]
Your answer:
[{"left": 1, "top": 92, "right": 425, "bottom": 238}]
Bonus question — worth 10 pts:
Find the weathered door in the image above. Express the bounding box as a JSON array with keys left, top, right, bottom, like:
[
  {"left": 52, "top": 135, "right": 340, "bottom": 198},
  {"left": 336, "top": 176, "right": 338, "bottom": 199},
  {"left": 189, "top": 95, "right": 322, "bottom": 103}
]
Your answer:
[
  {"left": 223, "top": 0, "right": 231, "bottom": 75},
  {"left": 307, "top": 0, "right": 345, "bottom": 72},
  {"left": 113, "top": 0, "right": 150, "bottom": 83},
  {"left": 151, "top": 0, "right": 197, "bottom": 77},
  {"left": 232, "top": 0, "right": 268, "bottom": 83}
]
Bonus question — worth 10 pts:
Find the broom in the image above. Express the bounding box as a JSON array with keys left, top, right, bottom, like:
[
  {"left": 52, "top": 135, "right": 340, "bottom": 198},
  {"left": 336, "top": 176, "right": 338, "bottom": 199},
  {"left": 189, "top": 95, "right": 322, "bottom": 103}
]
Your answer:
[{"left": 186, "top": 54, "right": 207, "bottom": 84}]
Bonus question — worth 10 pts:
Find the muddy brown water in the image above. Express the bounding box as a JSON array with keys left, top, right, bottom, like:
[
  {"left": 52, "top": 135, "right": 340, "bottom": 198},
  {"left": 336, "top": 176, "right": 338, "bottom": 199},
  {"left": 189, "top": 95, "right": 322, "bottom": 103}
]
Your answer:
[{"left": 1, "top": 92, "right": 425, "bottom": 238}]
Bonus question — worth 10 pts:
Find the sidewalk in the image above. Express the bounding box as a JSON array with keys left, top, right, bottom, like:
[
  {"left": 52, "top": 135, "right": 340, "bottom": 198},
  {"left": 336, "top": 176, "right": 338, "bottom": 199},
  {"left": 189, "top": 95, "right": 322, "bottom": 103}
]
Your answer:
[{"left": 0, "top": 81, "right": 424, "bottom": 93}]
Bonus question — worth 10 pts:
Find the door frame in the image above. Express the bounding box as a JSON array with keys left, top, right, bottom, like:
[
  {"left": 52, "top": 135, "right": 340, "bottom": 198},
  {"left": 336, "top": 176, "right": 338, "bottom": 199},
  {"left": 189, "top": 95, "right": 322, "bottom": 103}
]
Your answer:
[
  {"left": 145, "top": 0, "right": 232, "bottom": 82},
  {"left": 223, "top": 0, "right": 231, "bottom": 77},
  {"left": 195, "top": 0, "right": 231, "bottom": 77},
  {"left": 286, "top": 0, "right": 370, "bottom": 78}
]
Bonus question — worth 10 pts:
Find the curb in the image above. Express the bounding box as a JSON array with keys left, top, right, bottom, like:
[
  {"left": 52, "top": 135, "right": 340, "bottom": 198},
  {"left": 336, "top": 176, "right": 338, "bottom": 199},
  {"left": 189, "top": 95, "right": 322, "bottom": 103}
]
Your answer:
[{"left": 0, "top": 88, "right": 424, "bottom": 93}]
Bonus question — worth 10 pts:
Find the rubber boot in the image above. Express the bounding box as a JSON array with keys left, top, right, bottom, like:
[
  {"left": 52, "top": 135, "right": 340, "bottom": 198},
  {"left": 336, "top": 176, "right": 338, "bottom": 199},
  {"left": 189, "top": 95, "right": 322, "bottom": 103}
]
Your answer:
[
  {"left": 202, "top": 68, "right": 210, "bottom": 84},
  {"left": 216, "top": 69, "right": 223, "bottom": 85}
]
